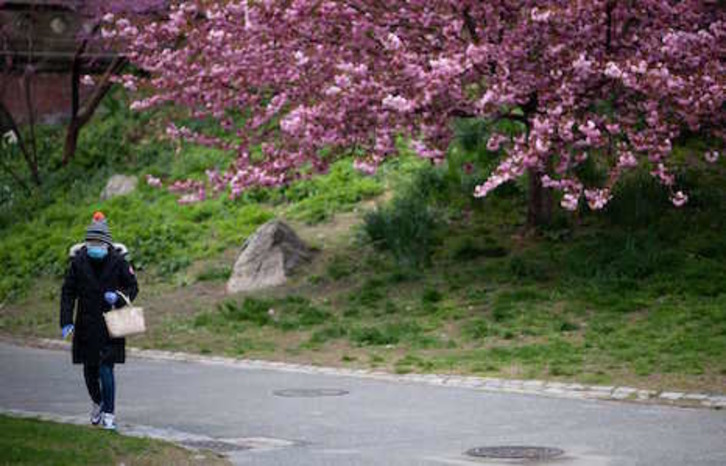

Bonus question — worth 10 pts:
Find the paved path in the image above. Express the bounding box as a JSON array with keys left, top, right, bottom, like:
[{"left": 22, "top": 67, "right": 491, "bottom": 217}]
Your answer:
[{"left": 2, "top": 343, "right": 725, "bottom": 466}]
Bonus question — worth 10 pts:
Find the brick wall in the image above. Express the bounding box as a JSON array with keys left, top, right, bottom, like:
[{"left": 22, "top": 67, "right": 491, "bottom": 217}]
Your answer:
[{"left": 1, "top": 72, "right": 91, "bottom": 125}]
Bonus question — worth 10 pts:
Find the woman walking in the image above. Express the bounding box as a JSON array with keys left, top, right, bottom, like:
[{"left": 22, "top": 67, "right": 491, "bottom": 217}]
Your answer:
[{"left": 60, "top": 211, "right": 139, "bottom": 430}]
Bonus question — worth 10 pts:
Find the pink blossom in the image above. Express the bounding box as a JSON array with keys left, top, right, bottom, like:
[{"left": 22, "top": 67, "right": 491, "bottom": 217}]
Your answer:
[
  {"left": 145, "top": 174, "right": 162, "bottom": 188},
  {"left": 671, "top": 191, "right": 688, "bottom": 207},
  {"left": 705, "top": 151, "right": 720, "bottom": 163},
  {"left": 334, "top": 74, "right": 351, "bottom": 88},
  {"left": 115, "top": 18, "right": 130, "bottom": 29},
  {"left": 411, "top": 140, "right": 443, "bottom": 161},
  {"left": 382, "top": 95, "right": 413, "bottom": 113},
  {"left": 486, "top": 134, "right": 507, "bottom": 152},
  {"left": 584, "top": 189, "right": 612, "bottom": 210},
  {"left": 561, "top": 193, "right": 579, "bottom": 211},
  {"left": 353, "top": 159, "right": 377, "bottom": 175},
  {"left": 651, "top": 163, "right": 675, "bottom": 186},
  {"left": 280, "top": 107, "right": 307, "bottom": 135},
  {"left": 606, "top": 123, "right": 621, "bottom": 134},
  {"left": 101, "top": 28, "right": 116, "bottom": 39},
  {"left": 579, "top": 121, "right": 602, "bottom": 146},
  {"left": 121, "top": 75, "right": 137, "bottom": 91},
  {"left": 618, "top": 152, "right": 638, "bottom": 169},
  {"left": 294, "top": 51, "right": 309, "bottom": 67},
  {"left": 429, "top": 57, "right": 463, "bottom": 77},
  {"left": 604, "top": 62, "right": 623, "bottom": 79},
  {"left": 178, "top": 193, "right": 202, "bottom": 205},
  {"left": 530, "top": 8, "right": 552, "bottom": 22},
  {"left": 534, "top": 137, "right": 550, "bottom": 154},
  {"left": 383, "top": 33, "right": 403, "bottom": 50},
  {"left": 572, "top": 53, "right": 593, "bottom": 75},
  {"left": 541, "top": 175, "right": 561, "bottom": 189}
]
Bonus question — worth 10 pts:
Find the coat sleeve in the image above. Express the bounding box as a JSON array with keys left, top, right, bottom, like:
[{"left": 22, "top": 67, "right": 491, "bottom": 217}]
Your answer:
[
  {"left": 117, "top": 258, "right": 139, "bottom": 305},
  {"left": 60, "top": 260, "right": 78, "bottom": 327}
]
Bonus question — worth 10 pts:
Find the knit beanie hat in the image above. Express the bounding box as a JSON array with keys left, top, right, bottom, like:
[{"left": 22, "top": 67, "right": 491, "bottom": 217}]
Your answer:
[{"left": 85, "top": 211, "right": 113, "bottom": 245}]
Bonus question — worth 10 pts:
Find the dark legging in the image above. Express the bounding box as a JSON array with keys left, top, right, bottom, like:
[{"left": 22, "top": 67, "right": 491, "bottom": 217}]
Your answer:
[{"left": 83, "top": 363, "right": 115, "bottom": 414}]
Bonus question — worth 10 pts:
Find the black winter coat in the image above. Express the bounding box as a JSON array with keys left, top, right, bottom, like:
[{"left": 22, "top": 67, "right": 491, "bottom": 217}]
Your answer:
[{"left": 60, "top": 247, "right": 139, "bottom": 365}]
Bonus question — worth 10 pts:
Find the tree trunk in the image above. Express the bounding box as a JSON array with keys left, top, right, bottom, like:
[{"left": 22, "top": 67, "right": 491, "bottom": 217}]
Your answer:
[
  {"left": 63, "top": 120, "right": 81, "bottom": 166},
  {"left": 527, "top": 167, "right": 552, "bottom": 228}
]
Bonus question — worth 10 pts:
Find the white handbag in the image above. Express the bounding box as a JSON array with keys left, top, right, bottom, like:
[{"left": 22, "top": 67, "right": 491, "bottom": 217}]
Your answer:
[{"left": 103, "top": 291, "right": 146, "bottom": 338}]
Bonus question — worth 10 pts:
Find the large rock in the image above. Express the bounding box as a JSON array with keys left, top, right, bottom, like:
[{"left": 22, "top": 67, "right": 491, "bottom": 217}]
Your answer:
[
  {"left": 101, "top": 175, "right": 138, "bottom": 200},
  {"left": 227, "top": 220, "right": 313, "bottom": 294}
]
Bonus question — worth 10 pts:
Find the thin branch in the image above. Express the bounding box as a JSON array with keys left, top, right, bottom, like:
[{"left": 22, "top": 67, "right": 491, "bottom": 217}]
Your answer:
[
  {"left": 462, "top": 6, "right": 479, "bottom": 44},
  {"left": 605, "top": 0, "right": 616, "bottom": 52},
  {"left": 78, "top": 56, "right": 126, "bottom": 126},
  {"left": 22, "top": 71, "right": 40, "bottom": 185}
]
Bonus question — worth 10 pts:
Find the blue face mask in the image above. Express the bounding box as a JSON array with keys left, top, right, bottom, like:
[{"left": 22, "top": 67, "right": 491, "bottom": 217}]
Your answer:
[{"left": 87, "top": 246, "right": 108, "bottom": 260}]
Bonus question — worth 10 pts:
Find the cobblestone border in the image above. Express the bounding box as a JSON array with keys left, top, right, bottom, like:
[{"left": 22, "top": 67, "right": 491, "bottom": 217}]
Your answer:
[{"left": 5, "top": 336, "right": 725, "bottom": 410}]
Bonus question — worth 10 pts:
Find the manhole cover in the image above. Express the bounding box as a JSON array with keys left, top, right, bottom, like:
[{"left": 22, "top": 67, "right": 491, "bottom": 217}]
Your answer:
[
  {"left": 466, "top": 446, "right": 565, "bottom": 460},
  {"left": 273, "top": 388, "right": 349, "bottom": 398},
  {"left": 181, "top": 440, "right": 251, "bottom": 453}
]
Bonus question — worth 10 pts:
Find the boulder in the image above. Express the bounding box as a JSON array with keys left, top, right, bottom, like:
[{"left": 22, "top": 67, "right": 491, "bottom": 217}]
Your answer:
[
  {"left": 101, "top": 175, "right": 138, "bottom": 200},
  {"left": 227, "top": 220, "right": 313, "bottom": 294}
]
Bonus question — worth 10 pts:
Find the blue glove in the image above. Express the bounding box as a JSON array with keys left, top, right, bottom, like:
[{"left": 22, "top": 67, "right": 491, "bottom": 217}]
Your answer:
[
  {"left": 104, "top": 291, "right": 119, "bottom": 306},
  {"left": 62, "top": 324, "right": 74, "bottom": 339}
]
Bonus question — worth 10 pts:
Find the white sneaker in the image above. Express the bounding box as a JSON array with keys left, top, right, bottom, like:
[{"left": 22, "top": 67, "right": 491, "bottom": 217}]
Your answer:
[
  {"left": 90, "top": 403, "right": 102, "bottom": 425},
  {"left": 101, "top": 412, "right": 116, "bottom": 431}
]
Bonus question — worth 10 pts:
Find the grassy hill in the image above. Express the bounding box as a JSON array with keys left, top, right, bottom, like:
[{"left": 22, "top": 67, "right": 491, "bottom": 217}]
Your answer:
[{"left": 2, "top": 94, "right": 725, "bottom": 393}]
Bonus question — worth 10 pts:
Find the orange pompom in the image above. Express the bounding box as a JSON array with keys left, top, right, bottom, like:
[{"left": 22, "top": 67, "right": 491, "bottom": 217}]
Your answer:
[{"left": 92, "top": 211, "right": 106, "bottom": 222}]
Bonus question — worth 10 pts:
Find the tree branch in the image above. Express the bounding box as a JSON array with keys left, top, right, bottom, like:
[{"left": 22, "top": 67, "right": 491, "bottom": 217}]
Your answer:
[
  {"left": 462, "top": 6, "right": 479, "bottom": 44},
  {"left": 63, "top": 55, "right": 127, "bottom": 165}
]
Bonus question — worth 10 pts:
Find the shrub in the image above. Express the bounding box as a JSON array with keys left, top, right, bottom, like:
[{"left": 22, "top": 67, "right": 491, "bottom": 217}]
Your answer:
[{"left": 364, "top": 188, "right": 439, "bottom": 268}]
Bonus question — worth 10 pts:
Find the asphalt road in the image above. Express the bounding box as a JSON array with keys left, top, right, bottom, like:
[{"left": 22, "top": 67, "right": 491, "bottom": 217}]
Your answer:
[{"left": 1, "top": 342, "right": 725, "bottom": 466}]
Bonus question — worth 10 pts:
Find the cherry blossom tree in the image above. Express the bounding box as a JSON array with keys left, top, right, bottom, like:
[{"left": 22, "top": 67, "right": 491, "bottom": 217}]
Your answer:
[{"left": 110, "top": 1, "right": 724, "bottom": 221}]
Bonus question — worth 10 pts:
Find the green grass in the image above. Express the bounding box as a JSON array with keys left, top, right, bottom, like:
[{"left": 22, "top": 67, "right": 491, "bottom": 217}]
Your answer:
[
  {"left": 0, "top": 415, "right": 226, "bottom": 466},
  {"left": 282, "top": 161, "right": 384, "bottom": 224}
]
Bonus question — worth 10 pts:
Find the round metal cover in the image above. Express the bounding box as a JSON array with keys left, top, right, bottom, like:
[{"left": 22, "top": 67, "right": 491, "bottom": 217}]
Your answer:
[
  {"left": 466, "top": 446, "right": 565, "bottom": 460},
  {"left": 273, "top": 388, "right": 349, "bottom": 398}
]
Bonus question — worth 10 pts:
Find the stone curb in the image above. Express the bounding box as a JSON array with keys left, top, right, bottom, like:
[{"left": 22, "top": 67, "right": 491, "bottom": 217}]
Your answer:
[{"left": 4, "top": 336, "right": 725, "bottom": 410}]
